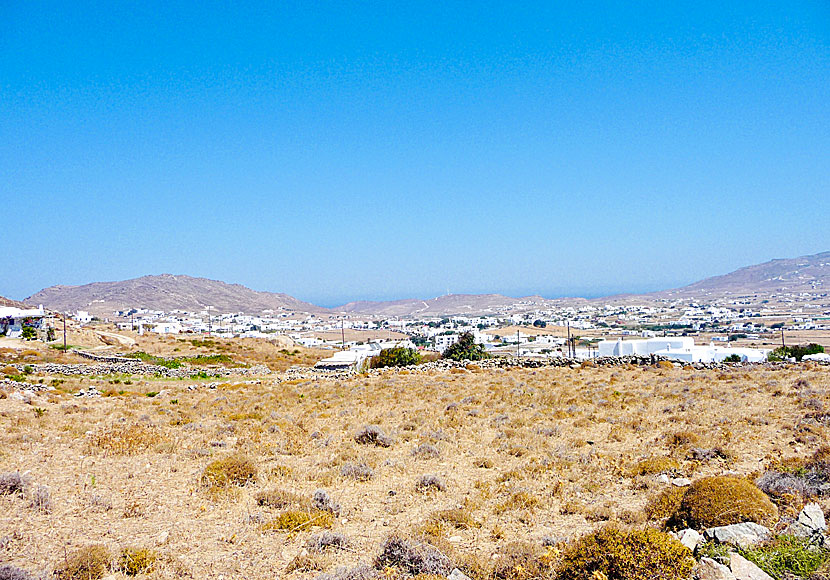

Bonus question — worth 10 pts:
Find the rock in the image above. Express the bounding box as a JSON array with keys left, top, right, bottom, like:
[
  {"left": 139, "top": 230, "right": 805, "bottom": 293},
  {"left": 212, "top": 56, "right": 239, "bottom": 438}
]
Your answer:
[
  {"left": 704, "top": 522, "right": 771, "bottom": 548},
  {"left": 449, "top": 569, "right": 472, "bottom": 580},
  {"left": 156, "top": 530, "right": 170, "bottom": 545},
  {"left": 656, "top": 474, "right": 671, "bottom": 484},
  {"left": 448, "top": 535, "right": 462, "bottom": 543},
  {"left": 672, "top": 477, "right": 692, "bottom": 486},
  {"left": 675, "top": 528, "right": 702, "bottom": 551},
  {"left": 786, "top": 502, "right": 826, "bottom": 540},
  {"left": 695, "top": 557, "right": 736, "bottom": 580},
  {"left": 729, "top": 553, "right": 774, "bottom": 580}
]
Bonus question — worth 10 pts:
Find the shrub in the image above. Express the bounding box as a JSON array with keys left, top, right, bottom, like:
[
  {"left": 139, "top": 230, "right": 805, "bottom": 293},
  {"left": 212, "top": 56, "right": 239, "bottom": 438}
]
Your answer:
[
  {"left": 307, "top": 531, "right": 350, "bottom": 552},
  {"left": 201, "top": 454, "right": 257, "bottom": 487},
  {"left": 739, "top": 535, "right": 829, "bottom": 579},
  {"left": 286, "top": 554, "right": 327, "bottom": 573},
  {"left": 29, "top": 484, "right": 51, "bottom": 512},
  {"left": 495, "top": 490, "right": 540, "bottom": 513},
  {"left": 0, "top": 471, "right": 28, "bottom": 496},
  {"left": 412, "top": 443, "right": 440, "bottom": 459},
  {"left": 0, "top": 565, "right": 33, "bottom": 580},
  {"left": 415, "top": 474, "right": 446, "bottom": 493},
  {"left": 313, "top": 564, "right": 378, "bottom": 580},
  {"left": 491, "top": 541, "right": 557, "bottom": 580},
  {"left": 629, "top": 457, "right": 680, "bottom": 476},
  {"left": 54, "top": 545, "right": 111, "bottom": 580},
  {"left": 667, "top": 431, "right": 700, "bottom": 448},
  {"left": 120, "top": 547, "right": 158, "bottom": 575},
  {"left": 422, "top": 509, "right": 479, "bottom": 536},
  {"left": 374, "top": 535, "right": 452, "bottom": 576},
  {"left": 312, "top": 489, "right": 342, "bottom": 514},
  {"left": 88, "top": 423, "right": 163, "bottom": 455},
  {"left": 255, "top": 488, "right": 304, "bottom": 509},
  {"left": 341, "top": 462, "right": 374, "bottom": 481},
  {"left": 262, "top": 509, "right": 334, "bottom": 532},
  {"left": 557, "top": 526, "right": 695, "bottom": 580},
  {"left": 443, "top": 332, "right": 490, "bottom": 362},
  {"left": 371, "top": 347, "right": 422, "bottom": 369},
  {"left": 644, "top": 487, "right": 687, "bottom": 521},
  {"left": 354, "top": 425, "right": 394, "bottom": 448},
  {"left": 669, "top": 476, "right": 777, "bottom": 529}
]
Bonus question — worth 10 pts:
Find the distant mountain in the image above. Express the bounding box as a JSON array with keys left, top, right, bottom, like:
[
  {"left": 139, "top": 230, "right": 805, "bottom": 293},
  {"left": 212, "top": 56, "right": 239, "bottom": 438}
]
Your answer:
[
  {"left": 664, "top": 251, "right": 830, "bottom": 297},
  {"left": 26, "top": 274, "right": 326, "bottom": 316},
  {"left": 335, "top": 293, "right": 558, "bottom": 316},
  {"left": 0, "top": 295, "right": 28, "bottom": 308}
]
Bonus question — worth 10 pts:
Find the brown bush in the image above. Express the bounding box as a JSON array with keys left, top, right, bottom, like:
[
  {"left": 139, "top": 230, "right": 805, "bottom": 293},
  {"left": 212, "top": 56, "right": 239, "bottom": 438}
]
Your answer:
[
  {"left": 668, "top": 476, "right": 777, "bottom": 529},
  {"left": 54, "top": 545, "right": 111, "bottom": 580}
]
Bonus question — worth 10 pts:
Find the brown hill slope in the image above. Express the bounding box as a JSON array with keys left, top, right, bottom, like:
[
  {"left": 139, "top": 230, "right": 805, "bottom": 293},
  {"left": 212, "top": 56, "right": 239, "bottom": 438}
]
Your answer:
[
  {"left": 0, "top": 295, "right": 27, "bottom": 308},
  {"left": 25, "top": 274, "right": 326, "bottom": 316},
  {"left": 335, "top": 293, "right": 558, "bottom": 316}
]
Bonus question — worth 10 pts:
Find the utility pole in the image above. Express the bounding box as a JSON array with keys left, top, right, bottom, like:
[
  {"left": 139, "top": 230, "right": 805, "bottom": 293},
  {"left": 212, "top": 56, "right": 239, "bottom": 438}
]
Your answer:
[
  {"left": 567, "top": 322, "right": 571, "bottom": 358},
  {"left": 207, "top": 306, "right": 212, "bottom": 337},
  {"left": 781, "top": 328, "right": 785, "bottom": 349},
  {"left": 63, "top": 313, "right": 66, "bottom": 352},
  {"left": 341, "top": 318, "right": 345, "bottom": 350},
  {"left": 516, "top": 329, "right": 520, "bottom": 359}
]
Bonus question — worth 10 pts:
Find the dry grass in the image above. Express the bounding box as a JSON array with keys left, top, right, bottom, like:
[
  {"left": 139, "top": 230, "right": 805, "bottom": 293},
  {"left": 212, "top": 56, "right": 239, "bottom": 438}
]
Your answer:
[{"left": 1, "top": 363, "right": 828, "bottom": 578}]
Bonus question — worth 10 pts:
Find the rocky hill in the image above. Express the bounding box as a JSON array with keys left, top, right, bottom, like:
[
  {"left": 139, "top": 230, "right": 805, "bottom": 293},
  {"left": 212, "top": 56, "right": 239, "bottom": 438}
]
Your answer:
[
  {"left": 0, "top": 295, "right": 28, "bottom": 308},
  {"left": 663, "top": 250, "right": 830, "bottom": 298},
  {"left": 335, "top": 293, "right": 561, "bottom": 316},
  {"left": 25, "top": 274, "right": 325, "bottom": 316}
]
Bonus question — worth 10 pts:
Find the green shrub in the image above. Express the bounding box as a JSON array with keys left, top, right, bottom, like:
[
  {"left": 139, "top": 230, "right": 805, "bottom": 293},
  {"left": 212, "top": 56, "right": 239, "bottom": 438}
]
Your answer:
[
  {"left": 740, "top": 535, "right": 829, "bottom": 579},
  {"left": 119, "top": 547, "right": 158, "bottom": 575},
  {"left": 558, "top": 526, "right": 694, "bottom": 580},
  {"left": 768, "top": 344, "right": 825, "bottom": 362},
  {"left": 669, "top": 476, "right": 777, "bottom": 529},
  {"left": 261, "top": 509, "right": 334, "bottom": 532},
  {"left": 443, "top": 332, "right": 490, "bottom": 362},
  {"left": 370, "top": 347, "right": 422, "bottom": 368},
  {"left": 20, "top": 326, "right": 36, "bottom": 341}
]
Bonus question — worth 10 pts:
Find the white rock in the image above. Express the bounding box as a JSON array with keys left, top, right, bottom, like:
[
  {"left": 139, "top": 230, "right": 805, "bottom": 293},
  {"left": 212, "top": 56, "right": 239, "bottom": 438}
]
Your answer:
[
  {"left": 156, "top": 530, "right": 170, "bottom": 545},
  {"left": 449, "top": 535, "right": 463, "bottom": 543},
  {"left": 656, "top": 474, "right": 671, "bottom": 484},
  {"left": 676, "top": 528, "right": 702, "bottom": 551},
  {"left": 672, "top": 477, "right": 692, "bottom": 487},
  {"left": 704, "top": 522, "right": 771, "bottom": 548},
  {"left": 729, "top": 552, "right": 773, "bottom": 580},
  {"left": 695, "top": 557, "right": 736, "bottom": 580},
  {"left": 448, "top": 568, "right": 472, "bottom": 580},
  {"left": 786, "top": 502, "right": 826, "bottom": 539}
]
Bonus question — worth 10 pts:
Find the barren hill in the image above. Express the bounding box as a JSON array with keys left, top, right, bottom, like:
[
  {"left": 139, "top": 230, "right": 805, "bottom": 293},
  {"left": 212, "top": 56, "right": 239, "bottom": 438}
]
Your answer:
[
  {"left": 664, "top": 250, "right": 830, "bottom": 298},
  {"left": 25, "top": 274, "right": 326, "bottom": 316},
  {"left": 335, "top": 293, "right": 557, "bottom": 316},
  {"left": 0, "top": 295, "right": 27, "bottom": 308}
]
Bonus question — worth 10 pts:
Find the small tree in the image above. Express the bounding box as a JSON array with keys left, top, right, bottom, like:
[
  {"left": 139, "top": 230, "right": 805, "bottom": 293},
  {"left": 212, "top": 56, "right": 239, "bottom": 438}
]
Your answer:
[
  {"left": 443, "top": 332, "right": 490, "bottom": 361},
  {"left": 20, "top": 325, "right": 36, "bottom": 341},
  {"left": 370, "top": 347, "right": 422, "bottom": 369}
]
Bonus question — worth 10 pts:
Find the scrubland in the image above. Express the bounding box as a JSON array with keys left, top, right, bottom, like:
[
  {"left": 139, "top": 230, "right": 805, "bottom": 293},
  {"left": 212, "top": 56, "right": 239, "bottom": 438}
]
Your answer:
[{"left": 1, "top": 362, "right": 828, "bottom": 579}]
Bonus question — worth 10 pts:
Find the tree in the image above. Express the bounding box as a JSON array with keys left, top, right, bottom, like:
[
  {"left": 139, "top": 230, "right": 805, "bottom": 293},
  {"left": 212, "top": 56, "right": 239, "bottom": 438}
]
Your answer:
[
  {"left": 20, "top": 325, "right": 36, "bottom": 340},
  {"left": 767, "top": 343, "right": 824, "bottom": 362},
  {"left": 532, "top": 319, "right": 547, "bottom": 328},
  {"left": 723, "top": 354, "right": 742, "bottom": 363},
  {"left": 370, "top": 347, "right": 422, "bottom": 369},
  {"left": 443, "top": 331, "right": 490, "bottom": 361}
]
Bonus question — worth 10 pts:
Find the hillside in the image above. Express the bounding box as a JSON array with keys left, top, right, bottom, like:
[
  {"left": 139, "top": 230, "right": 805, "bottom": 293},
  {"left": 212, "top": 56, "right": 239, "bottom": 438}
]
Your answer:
[
  {"left": 335, "top": 293, "right": 557, "bottom": 316},
  {"left": 25, "top": 274, "right": 326, "bottom": 316},
  {"left": 665, "top": 250, "right": 830, "bottom": 297},
  {"left": 0, "top": 295, "right": 27, "bottom": 308}
]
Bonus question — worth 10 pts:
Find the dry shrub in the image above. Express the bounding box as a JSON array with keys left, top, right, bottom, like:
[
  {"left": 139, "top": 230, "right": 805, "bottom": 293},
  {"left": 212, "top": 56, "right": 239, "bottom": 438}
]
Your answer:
[
  {"left": 1, "top": 365, "right": 18, "bottom": 375},
  {"left": 644, "top": 487, "right": 686, "bottom": 521},
  {"left": 557, "top": 526, "right": 694, "bottom": 580},
  {"left": 286, "top": 553, "right": 327, "bottom": 573},
  {"left": 119, "top": 547, "right": 158, "bottom": 575},
  {"left": 422, "top": 508, "right": 479, "bottom": 536},
  {"left": 54, "top": 545, "right": 111, "bottom": 580},
  {"left": 201, "top": 454, "right": 257, "bottom": 487},
  {"left": 374, "top": 534, "right": 452, "bottom": 577},
  {"left": 668, "top": 476, "right": 777, "bottom": 529},
  {"left": 312, "top": 489, "right": 341, "bottom": 514},
  {"left": 354, "top": 425, "right": 394, "bottom": 448},
  {"left": 412, "top": 443, "right": 441, "bottom": 459},
  {"left": 415, "top": 474, "right": 446, "bottom": 493},
  {"left": 89, "top": 423, "right": 163, "bottom": 455},
  {"left": 629, "top": 457, "right": 679, "bottom": 476},
  {"left": 495, "top": 490, "right": 540, "bottom": 513},
  {"left": 262, "top": 509, "right": 334, "bottom": 532},
  {"left": 313, "top": 564, "right": 378, "bottom": 580},
  {"left": 667, "top": 431, "right": 700, "bottom": 448},
  {"left": 256, "top": 488, "right": 304, "bottom": 509},
  {"left": 29, "top": 484, "right": 51, "bottom": 512},
  {"left": 0, "top": 471, "right": 28, "bottom": 496},
  {"left": 0, "top": 565, "right": 33, "bottom": 580},
  {"left": 491, "top": 541, "right": 556, "bottom": 580},
  {"left": 306, "top": 531, "right": 350, "bottom": 553},
  {"left": 341, "top": 461, "right": 374, "bottom": 481}
]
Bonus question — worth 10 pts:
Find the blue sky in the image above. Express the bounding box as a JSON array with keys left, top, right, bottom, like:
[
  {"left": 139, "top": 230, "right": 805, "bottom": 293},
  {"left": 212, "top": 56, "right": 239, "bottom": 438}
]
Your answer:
[{"left": 2, "top": 2, "right": 828, "bottom": 306}]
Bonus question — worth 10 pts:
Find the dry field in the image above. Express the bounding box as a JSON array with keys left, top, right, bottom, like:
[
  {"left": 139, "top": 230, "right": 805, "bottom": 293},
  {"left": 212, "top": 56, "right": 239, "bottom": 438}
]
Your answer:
[{"left": 1, "top": 362, "right": 829, "bottom": 579}]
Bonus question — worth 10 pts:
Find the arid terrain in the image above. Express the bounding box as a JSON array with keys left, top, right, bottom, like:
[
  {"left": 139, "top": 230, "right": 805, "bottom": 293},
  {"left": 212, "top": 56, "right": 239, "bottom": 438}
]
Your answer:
[{"left": 1, "top": 338, "right": 829, "bottom": 579}]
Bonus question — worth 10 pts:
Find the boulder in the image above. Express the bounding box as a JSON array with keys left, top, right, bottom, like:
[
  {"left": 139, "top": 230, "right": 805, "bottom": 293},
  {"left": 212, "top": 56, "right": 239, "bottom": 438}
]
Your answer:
[
  {"left": 448, "top": 569, "right": 472, "bottom": 580},
  {"left": 786, "top": 502, "right": 826, "bottom": 541},
  {"left": 675, "top": 528, "right": 703, "bottom": 551},
  {"left": 703, "top": 522, "right": 771, "bottom": 548},
  {"left": 695, "top": 557, "right": 736, "bottom": 580},
  {"left": 729, "top": 553, "right": 774, "bottom": 580}
]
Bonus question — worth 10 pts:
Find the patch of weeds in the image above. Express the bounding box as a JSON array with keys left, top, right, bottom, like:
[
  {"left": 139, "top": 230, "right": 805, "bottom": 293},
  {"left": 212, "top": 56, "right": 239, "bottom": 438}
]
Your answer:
[
  {"left": 202, "top": 454, "right": 257, "bottom": 487},
  {"left": 495, "top": 490, "right": 540, "bottom": 514},
  {"left": 629, "top": 457, "right": 680, "bottom": 476},
  {"left": 261, "top": 509, "right": 334, "bottom": 533},
  {"left": 89, "top": 423, "right": 164, "bottom": 455},
  {"left": 120, "top": 547, "right": 158, "bottom": 576},
  {"left": 306, "top": 531, "right": 350, "bottom": 553},
  {"left": 412, "top": 443, "right": 440, "bottom": 459},
  {"left": 255, "top": 488, "right": 304, "bottom": 509},
  {"left": 491, "top": 541, "right": 557, "bottom": 580}
]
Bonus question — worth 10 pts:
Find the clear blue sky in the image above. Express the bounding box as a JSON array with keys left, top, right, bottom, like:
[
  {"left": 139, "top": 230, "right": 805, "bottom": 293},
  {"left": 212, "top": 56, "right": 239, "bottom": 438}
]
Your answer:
[{"left": 2, "top": 2, "right": 828, "bottom": 306}]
